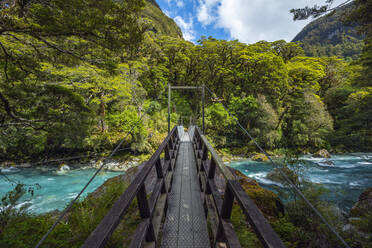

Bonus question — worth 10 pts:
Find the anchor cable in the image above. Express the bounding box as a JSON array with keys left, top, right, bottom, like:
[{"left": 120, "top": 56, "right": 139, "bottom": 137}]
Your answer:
[
  {"left": 204, "top": 86, "right": 351, "bottom": 248},
  {"left": 35, "top": 87, "right": 166, "bottom": 248}
]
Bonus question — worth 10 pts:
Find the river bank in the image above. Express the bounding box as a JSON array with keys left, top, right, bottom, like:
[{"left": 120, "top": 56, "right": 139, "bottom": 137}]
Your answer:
[{"left": 1, "top": 152, "right": 371, "bottom": 214}]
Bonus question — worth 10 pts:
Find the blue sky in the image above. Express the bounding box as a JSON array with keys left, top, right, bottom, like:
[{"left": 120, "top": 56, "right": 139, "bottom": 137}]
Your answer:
[{"left": 156, "top": 0, "right": 345, "bottom": 44}]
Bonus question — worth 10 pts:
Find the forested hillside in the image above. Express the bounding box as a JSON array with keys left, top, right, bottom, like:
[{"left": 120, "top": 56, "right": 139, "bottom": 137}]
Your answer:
[
  {"left": 292, "top": 3, "right": 364, "bottom": 60},
  {"left": 142, "top": 0, "right": 183, "bottom": 38},
  {"left": 0, "top": 0, "right": 371, "bottom": 164}
]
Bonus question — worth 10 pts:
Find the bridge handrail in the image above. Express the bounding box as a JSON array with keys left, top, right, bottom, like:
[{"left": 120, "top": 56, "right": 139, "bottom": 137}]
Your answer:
[
  {"left": 192, "top": 126, "right": 286, "bottom": 248},
  {"left": 82, "top": 126, "right": 180, "bottom": 248}
]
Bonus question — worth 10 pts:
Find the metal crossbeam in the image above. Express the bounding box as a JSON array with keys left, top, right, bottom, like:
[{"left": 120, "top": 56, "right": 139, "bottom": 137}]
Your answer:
[
  {"left": 171, "top": 86, "right": 202, "bottom": 89},
  {"left": 168, "top": 84, "right": 205, "bottom": 134}
]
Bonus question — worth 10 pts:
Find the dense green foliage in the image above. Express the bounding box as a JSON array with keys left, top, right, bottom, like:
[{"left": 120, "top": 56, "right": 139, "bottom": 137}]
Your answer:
[{"left": 0, "top": 0, "right": 371, "bottom": 163}]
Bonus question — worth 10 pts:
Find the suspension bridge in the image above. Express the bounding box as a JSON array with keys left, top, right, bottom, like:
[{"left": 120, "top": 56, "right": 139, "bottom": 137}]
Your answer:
[
  {"left": 79, "top": 125, "right": 285, "bottom": 248},
  {"left": 33, "top": 85, "right": 351, "bottom": 248}
]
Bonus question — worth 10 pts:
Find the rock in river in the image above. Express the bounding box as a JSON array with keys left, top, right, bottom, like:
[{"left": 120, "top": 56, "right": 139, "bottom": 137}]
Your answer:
[
  {"left": 251, "top": 153, "right": 269, "bottom": 162},
  {"left": 312, "top": 149, "right": 331, "bottom": 158}
]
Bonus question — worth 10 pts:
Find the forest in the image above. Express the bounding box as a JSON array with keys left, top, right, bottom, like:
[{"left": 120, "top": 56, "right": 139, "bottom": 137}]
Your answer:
[
  {"left": 0, "top": 0, "right": 371, "bottom": 163},
  {"left": 0, "top": 0, "right": 371, "bottom": 247}
]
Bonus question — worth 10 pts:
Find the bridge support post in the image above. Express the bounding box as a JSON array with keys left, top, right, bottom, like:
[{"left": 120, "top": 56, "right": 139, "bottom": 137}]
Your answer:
[
  {"left": 202, "top": 84, "right": 205, "bottom": 134},
  {"left": 168, "top": 83, "right": 171, "bottom": 134}
]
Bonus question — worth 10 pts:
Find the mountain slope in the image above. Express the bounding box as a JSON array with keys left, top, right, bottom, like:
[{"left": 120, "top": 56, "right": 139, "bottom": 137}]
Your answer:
[
  {"left": 142, "top": 0, "right": 183, "bottom": 39},
  {"left": 292, "top": 3, "right": 363, "bottom": 60}
]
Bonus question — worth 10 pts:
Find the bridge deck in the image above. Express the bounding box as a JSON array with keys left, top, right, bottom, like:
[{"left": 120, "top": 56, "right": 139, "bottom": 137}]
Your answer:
[{"left": 161, "top": 132, "right": 210, "bottom": 248}]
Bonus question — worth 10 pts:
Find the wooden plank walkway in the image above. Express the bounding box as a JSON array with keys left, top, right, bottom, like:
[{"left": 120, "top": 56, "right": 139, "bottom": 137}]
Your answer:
[{"left": 161, "top": 131, "right": 210, "bottom": 248}]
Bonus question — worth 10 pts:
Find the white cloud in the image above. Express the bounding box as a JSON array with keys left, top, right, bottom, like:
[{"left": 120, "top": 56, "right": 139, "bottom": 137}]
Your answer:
[
  {"left": 176, "top": 0, "right": 184, "bottom": 8},
  {"left": 174, "top": 16, "right": 196, "bottom": 41},
  {"left": 196, "top": 0, "right": 219, "bottom": 26},
  {"left": 194, "top": 0, "right": 346, "bottom": 43}
]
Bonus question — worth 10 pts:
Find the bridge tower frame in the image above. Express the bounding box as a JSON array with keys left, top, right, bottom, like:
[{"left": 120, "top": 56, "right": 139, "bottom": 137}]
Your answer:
[{"left": 168, "top": 84, "right": 205, "bottom": 134}]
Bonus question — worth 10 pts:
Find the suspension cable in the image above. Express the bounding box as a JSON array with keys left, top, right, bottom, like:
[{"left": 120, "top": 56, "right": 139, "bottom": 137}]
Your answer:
[
  {"left": 34, "top": 88, "right": 166, "bottom": 248},
  {"left": 204, "top": 86, "right": 351, "bottom": 248}
]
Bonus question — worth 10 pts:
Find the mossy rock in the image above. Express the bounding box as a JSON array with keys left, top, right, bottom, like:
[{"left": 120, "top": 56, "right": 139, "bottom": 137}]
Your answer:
[
  {"left": 251, "top": 153, "right": 269, "bottom": 162},
  {"left": 350, "top": 187, "right": 372, "bottom": 217},
  {"left": 312, "top": 149, "right": 331, "bottom": 158},
  {"left": 230, "top": 168, "right": 284, "bottom": 219}
]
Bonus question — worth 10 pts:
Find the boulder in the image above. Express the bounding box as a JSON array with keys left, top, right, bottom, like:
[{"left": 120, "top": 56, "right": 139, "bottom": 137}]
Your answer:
[
  {"left": 350, "top": 187, "right": 372, "bottom": 217},
  {"left": 320, "top": 160, "right": 334, "bottom": 166},
  {"left": 251, "top": 153, "right": 269, "bottom": 162},
  {"left": 58, "top": 164, "right": 70, "bottom": 171},
  {"left": 312, "top": 149, "right": 331, "bottom": 158},
  {"left": 224, "top": 168, "right": 284, "bottom": 219}
]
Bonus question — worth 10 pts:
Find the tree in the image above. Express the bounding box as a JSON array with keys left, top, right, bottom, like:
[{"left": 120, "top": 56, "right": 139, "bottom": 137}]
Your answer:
[{"left": 0, "top": 0, "right": 146, "bottom": 159}]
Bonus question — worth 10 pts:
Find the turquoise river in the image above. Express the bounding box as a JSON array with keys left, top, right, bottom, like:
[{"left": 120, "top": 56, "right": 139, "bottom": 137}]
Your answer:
[{"left": 1, "top": 153, "right": 371, "bottom": 214}]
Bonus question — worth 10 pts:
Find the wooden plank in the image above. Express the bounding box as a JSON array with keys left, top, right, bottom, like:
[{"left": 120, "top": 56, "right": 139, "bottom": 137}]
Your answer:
[
  {"left": 155, "top": 159, "right": 164, "bottom": 179},
  {"left": 199, "top": 168, "right": 206, "bottom": 193},
  {"left": 129, "top": 219, "right": 150, "bottom": 248},
  {"left": 205, "top": 194, "right": 219, "bottom": 239},
  {"left": 81, "top": 162, "right": 151, "bottom": 248},
  {"left": 207, "top": 178, "right": 223, "bottom": 215},
  {"left": 220, "top": 183, "right": 234, "bottom": 219},
  {"left": 200, "top": 135, "right": 235, "bottom": 180},
  {"left": 208, "top": 159, "right": 217, "bottom": 179},
  {"left": 163, "top": 159, "right": 171, "bottom": 174},
  {"left": 148, "top": 179, "right": 164, "bottom": 215},
  {"left": 228, "top": 180, "right": 286, "bottom": 248},
  {"left": 164, "top": 170, "right": 173, "bottom": 192},
  {"left": 161, "top": 140, "right": 210, "bottom": 248},
  {"left": 201, "top": 159, "right": 210, "bottom": 173},
  {"left": 152, "top": 193, "right": 168, "bottom": 238},
  {"left": 220, "top": 219, "right": 242, "bottom": 248},
  {"left": 137, "top": 186, "right": 156, "bottom": 242}
]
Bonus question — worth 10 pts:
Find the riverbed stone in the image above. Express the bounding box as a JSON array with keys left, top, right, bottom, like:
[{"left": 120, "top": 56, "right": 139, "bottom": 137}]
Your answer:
[
  {"left": 320, "top": 160, "right": 334, "bottom": 166},
  {"left": 312, "top": 149, "right": 331, "bottom": 158}
]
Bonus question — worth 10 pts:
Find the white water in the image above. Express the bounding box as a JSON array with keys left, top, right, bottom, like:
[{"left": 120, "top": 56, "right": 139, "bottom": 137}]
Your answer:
[
  {"left": 0, "top": 167, "right": 122, "bottom": 214},
  {"left": 1, "top": 153, "right": 371, "bottom": 214},
  {"left": 230, "top": 153, "right": 372, "bottom": 211}
]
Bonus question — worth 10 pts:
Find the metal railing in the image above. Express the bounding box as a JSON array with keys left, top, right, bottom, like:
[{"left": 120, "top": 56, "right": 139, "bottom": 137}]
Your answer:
[{"left": 191, "top": 126, "right": 286, "bottom": 248}]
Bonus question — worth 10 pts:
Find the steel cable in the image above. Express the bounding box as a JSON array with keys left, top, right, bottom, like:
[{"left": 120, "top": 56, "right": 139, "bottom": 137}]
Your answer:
[
  {"left": 34, "top": 87, "right": 166, "bottom": 248},
  {"left": 204, "top": 86, "right": 351, "bottom": 248}
]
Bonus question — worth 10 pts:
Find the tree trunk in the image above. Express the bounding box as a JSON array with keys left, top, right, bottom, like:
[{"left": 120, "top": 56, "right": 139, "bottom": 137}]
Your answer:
[{"left": 98, "top": 92, "right": 107, "bottom": 132}]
